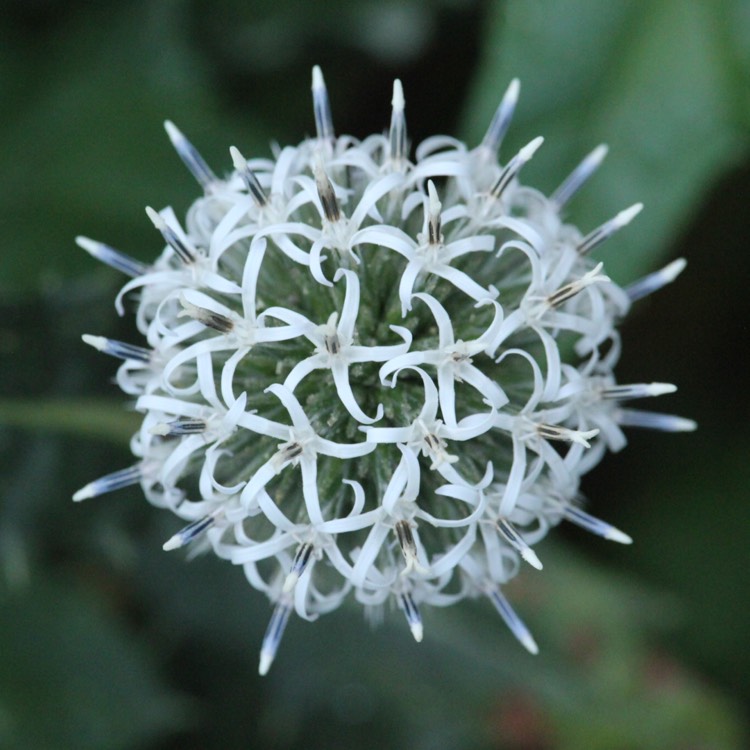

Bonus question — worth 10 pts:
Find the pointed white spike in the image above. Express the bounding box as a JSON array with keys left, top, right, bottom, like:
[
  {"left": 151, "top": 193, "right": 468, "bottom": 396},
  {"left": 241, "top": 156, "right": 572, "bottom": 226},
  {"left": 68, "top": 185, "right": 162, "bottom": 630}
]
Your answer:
[
  {"left": 480, "top": 78, "right": 521, "bottom": 154},
  {"left": 489, "top": 590, "right": 538, "bottom": 655},
  {"left": 387, "top": 78, "right": 408, "bottom": 169},
  {"left": 427, "top": 180, "right": 441, "bottom": 215},
  {"left": 645, "top": 382, "right": 678, "bottom": 397},
  {"left": 488, "top": 136, "right": 544, "bottom": 201},
  {"left": 604, "top": 527, "right": 633, "bottom": 545},
  {"left": 601, "top": 382, "right": 678, "bottom": 400},
  {"left": 163, "top": 119, "right": 181, "bottom": 143},
  {"left": 81, "top": 335, "right": 151, "bottom": 362},
  {"left": 282, "top": 572, "right": 299, "bottom": 594},
  {"left": 258, "top": 599, "right": 292, "bottom": 676},
  {"left": 258, "top": 652, "right": 274, "bottom": 677},
  {"left": 561, "top": 505, "right": 632, "bottom": 544},
  {"left": 162, "top": 534, "right": 182, "bottom": 551},
  {"left": 162, "top": 514, "right": 218, "bottom": 551},
  {"left": 72, "top": 484, "right": 95, "bottom": 502},
  {"left": 229, "top": 145, "right": 246, "bottom": 172},
  {"left": 617, "top": 409, "right": 697, "bottom": 432},
  {"left": 311, "top": 64, "right": 325, "bottom": 93},
  {"left": 72, "top": 465, "right": 142, "bottom": 502},
  {"left": 551, "top": 144, "right": 609, "bottom": 207},
  {"left": 520, "top": 546, "right": 543, "bottom": 571},
  {"left": 518, "top": 135, "right": 544, "bottom": 162},
  {"left": 391, "top": 79, "right": 405, "bottom": 112},
  {"left": 311, "top": 65, "right": 334, "bottom": 141},
  {"left": 163, "top": 120, "right": 217, "bottom": 189},
  {"left": 625, "top": 258, "right": 687, "bottom": 302},
  {"left": 398, "top": 592, "right": 423, "bottom": 643},
  {"left": 505, "top": 77, "right": 520, "bottom": 106},
  {"left": 613, "top": 202, "right": 643, "bottom": 228},
  {"left": 145, "top": 206, "right": 166, "bottom": 230},
  {"left": 81, "top": 334, "right": 107, "bottom": 352},
  {"left": 230, "top": 145, "right": 268, "bottom": 206},
  {"left": 660, "top": 258, "right": 688, "bottom": 283},
  {"left": 75, "top": 236, "right": 102, "bottom": 255},
  {"left": 410, "top": 620, "right": 424, "bottom": 643},
  {"left": 76, "top": 235, "right": 148, "bottom": 277},
  {"left": 497, "top": 520, "right": 543, "bottom": 570},
  {"left": 577, "top": 203, "right": 643, "bottom": 255}
]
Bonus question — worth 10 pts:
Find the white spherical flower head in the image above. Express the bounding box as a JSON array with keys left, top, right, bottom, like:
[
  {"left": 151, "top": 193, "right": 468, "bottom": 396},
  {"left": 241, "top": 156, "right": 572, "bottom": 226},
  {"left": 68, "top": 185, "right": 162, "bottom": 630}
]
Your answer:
[{"left": 75, "top": 67, "right": 695, "bottom": 675}]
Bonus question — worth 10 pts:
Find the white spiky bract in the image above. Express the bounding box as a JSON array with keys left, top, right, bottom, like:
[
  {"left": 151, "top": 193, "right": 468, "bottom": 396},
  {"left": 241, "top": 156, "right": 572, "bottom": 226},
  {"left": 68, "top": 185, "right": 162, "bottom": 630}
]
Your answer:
[{"left": 75, "top": 69, "right": 695, "bottom": 675}]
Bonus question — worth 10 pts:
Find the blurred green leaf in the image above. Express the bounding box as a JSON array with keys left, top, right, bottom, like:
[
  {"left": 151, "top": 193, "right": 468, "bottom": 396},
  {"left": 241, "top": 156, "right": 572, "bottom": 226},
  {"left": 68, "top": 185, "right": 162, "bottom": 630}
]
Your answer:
[
  {"left": 192, "top": 0, "right": 445, "bottom": 65},
  {"left": 608, "top": 436, "right": 750, "bottom": 701},
  {"left": 463, "top": 0, "right": 750, "bottom": 283},
  {"left": 134, "top": 533, "right": 744, "bottom": 749},
  {"left": 0, "top": 576, "right": 185, "bottom": 750},
  {"left": 0, "top": 398, "right": 137, "bottom": 444},
  {"left": 0, "top": 2, "right": 269, "bottom": 300},
  {"left": 522, "top": 545, "right": 745, "bottom": 749}
]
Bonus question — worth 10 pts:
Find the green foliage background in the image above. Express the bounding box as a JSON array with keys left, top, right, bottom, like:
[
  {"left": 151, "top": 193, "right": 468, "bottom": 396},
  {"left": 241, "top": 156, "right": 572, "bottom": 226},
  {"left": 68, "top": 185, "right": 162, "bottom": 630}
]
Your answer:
[{"left": 1, "top": 1, "right": 748, "bottom": 747}]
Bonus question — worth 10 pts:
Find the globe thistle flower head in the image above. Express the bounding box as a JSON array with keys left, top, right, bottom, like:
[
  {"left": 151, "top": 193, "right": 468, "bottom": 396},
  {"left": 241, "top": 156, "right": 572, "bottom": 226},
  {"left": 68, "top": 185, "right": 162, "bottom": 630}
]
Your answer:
[{"left": 75, "top": 66, "right": 695, "bottom": 675}]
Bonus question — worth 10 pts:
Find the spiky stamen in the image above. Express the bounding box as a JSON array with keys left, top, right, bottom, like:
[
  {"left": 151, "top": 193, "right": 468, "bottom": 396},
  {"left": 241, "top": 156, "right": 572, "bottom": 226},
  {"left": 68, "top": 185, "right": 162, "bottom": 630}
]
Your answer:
[
  {"left": 313, "top": 158, "right": 341, "bottom": 223},
  {"left": 600, "top": 382, "right": 677, "bottom": 400},
  {"left": 163, "top": 513, "right": 218, "bottom": 550},
  {"left": 425, "top": 181, "right": 443, "bottom": 245},
  {"left": 145, "top": 207, "right": 197, "bottom": 264},
  {"left": 489, "top": 136, "right": 544, "bottom": 201},
  {"left": 388, "top": 79, "right": 408, "bottom": 168},
  {"left": 496, "top": 519, "right": 543, "bottom": 570},
  {"left": 545, "top": 263, "right": 610, "bottom": 309},
  {"left": 560, "top": 504, "right": 632, "bottom": 544},
  {"left": 535, "top": 424, "right": 600, "bottom": 448},
  {"left": 230, "top": 146, "right": 268, "bottom": 208},
  {"left": 164, "top": 120, "right": 217, "bottom": 190},
  {"left": 73, "top": 464, "right": 142, "bottom": 502},
  {"left": 178, "top": 296, "right": 234, "bottom": 333},
  {"left": 311, "top": 65, "right": 334, "bottom": 142},
  {"left": 76, "top": 236, "right": 149, "bottom": 277},
  {"left": 625, "top": 258, "right": 687, "bottom": 302},
  {"left": 577, "top": 204, "right": 643, "bottom": 255},
  {"left": 488, "top": 589, "right": 538, "bottom": 654},
  {"left": 551, "top": 144, "right": 608, "bottom": 208},
  {"left": 283, "top": 542, "right": 315, "bottom": 592},
  {"left": 480, "top": 78, "right": 520, "bottom": 156},
  {"left": 398, "top": 591, "right": 423, "bottom": 642},
  {"left": 150, "top": 418, "right": 208, "bottom": 436},
  {"left": 82, "top": 334, "right": 151, "bottom": 362},
  {"left": 259, "top": 598, "right": 293, "bottom": 675}
]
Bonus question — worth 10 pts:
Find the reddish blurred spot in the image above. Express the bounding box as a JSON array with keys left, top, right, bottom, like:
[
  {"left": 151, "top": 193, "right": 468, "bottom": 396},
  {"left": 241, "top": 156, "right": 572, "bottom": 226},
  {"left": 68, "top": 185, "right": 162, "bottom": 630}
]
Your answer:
[
  {"left": 487, "top": 691, "right": 555, "bottom": 750},
  {"left": 643, "top": 649, "right": 687, "bottom": 693},
  {"left": 566, "top": 624, "right": 602, "bottom": 666}
]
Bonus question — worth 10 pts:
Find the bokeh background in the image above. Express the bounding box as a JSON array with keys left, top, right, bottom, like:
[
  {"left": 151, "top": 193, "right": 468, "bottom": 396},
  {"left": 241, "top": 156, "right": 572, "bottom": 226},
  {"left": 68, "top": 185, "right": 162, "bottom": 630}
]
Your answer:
[{"left": 1, "top": 1, "right": 749, "bottom": 748}]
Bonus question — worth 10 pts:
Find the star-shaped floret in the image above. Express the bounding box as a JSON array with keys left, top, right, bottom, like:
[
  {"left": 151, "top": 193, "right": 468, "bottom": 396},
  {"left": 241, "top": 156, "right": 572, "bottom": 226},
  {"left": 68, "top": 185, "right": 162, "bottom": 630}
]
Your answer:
[
  {"left": 259, "top": 268, "right": 411, "bottom": 423},
  {"left": 379, "top": 292, "right": 506, "bottom": 426},
  {"left": 110, "top": 207, "right": 242, "bottom": 323},
  {"left": 351, "top": 181, "right": 498, "bottom": 314},
  {"left": 237, "top": 384, "right": 375, "bottom": 524},
  {"left": 363, "top": 366, "right": 495, "bottom": 485}
]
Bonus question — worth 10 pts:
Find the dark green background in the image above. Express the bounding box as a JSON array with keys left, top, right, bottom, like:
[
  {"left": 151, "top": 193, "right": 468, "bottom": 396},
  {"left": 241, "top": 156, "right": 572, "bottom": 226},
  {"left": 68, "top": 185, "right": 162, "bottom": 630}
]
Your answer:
[{"left": 1, "top": 1, "right": 748, "bottom": 747}]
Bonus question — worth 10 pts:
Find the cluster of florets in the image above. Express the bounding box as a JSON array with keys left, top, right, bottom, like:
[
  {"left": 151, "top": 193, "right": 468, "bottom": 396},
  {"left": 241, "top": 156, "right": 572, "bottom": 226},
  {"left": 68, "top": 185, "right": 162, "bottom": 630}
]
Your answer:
[{"left": 75, "top": 67, "right": 694, "bottom": 674}]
